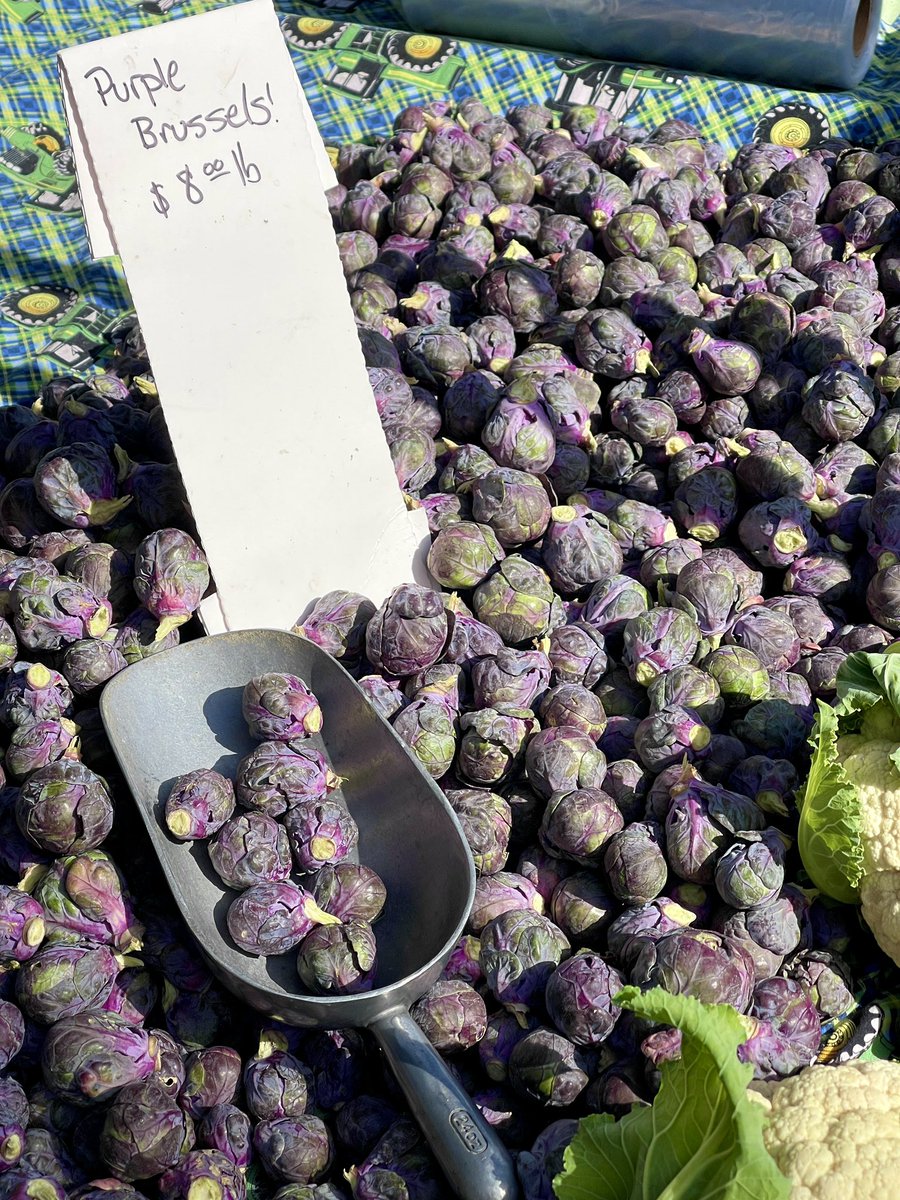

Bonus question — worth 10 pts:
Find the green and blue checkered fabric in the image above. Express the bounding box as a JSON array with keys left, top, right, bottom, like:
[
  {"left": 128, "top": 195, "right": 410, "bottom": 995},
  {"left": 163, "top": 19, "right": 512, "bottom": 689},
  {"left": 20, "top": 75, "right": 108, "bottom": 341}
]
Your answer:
[{"left": 3, "top": 0, "right": 900, "bottom": 405}]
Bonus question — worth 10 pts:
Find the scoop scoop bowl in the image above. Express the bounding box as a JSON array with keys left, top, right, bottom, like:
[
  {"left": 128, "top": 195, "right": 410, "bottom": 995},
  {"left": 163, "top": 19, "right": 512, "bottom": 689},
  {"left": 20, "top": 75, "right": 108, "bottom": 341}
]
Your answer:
[{"left": 99, "top": 628, "right": 518, "bottom": 1200}]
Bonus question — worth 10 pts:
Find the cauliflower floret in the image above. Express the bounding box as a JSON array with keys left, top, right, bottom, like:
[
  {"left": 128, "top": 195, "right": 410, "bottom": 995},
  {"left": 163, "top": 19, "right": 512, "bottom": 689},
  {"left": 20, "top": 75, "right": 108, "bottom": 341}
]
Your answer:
[
  {"left": 762, "top": 1060, "right": 900, "bottom": 1200},
  {"left": 842, "top": 741, "right": 900, "bottom": 966}
]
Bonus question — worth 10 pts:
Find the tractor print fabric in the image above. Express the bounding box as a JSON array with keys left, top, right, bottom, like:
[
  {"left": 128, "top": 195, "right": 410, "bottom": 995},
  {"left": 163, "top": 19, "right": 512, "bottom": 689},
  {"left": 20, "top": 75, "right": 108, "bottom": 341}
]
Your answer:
[{"left": 3, "top": 0, "right": 900, "bottom": 405}]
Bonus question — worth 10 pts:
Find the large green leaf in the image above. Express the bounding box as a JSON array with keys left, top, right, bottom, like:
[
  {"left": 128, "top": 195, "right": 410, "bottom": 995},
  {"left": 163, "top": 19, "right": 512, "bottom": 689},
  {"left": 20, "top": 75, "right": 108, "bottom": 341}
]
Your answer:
[
  {"left": 835, "top": 650, "right": 900, "bottom": 718},
  {"left": 797, "top": 700, "right": 864, "bottom": 903},
  {"left": 553, "top": 987, "right": 791, "bottom": 1200}
]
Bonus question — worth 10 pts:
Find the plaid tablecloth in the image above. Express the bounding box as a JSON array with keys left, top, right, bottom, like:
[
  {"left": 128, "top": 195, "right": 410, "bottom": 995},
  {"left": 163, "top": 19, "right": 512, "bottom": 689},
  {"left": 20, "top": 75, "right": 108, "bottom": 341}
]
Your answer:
[{"left": 2, "top": 0, "right": 900, "bottom": 408}]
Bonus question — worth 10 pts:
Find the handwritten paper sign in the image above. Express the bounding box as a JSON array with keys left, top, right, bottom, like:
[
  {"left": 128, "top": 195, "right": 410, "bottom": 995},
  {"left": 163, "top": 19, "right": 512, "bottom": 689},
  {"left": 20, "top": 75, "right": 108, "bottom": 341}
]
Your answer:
[{"left": 59, "top": 0, "right": 430, "bottom": 633}]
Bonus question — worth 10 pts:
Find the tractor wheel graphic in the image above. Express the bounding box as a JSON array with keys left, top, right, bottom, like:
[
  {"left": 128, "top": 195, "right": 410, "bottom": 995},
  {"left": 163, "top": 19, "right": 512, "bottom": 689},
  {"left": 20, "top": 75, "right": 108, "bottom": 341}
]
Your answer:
[
  {"left": 754, "top": 103, "right": 830, "bottom": 149},
  {"left": 281, "top": 16, "right": 348, "bottom": 50},
  {"left": 0, "top": 286, "right": 78, "bottom": 327},
  {"left": 385, "top": 33, "right": 458, "bottom": 72},
  {"left": 52, "top": 149, "right": 76, "bottom": 177}
]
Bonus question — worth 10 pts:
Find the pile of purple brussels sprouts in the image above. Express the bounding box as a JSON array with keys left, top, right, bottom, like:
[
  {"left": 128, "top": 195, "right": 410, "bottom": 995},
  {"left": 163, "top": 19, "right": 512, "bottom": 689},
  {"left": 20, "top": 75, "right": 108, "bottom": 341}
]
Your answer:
[
  {"left": 166, "top": 673, "right": 388, "bottom": 994},
  {"left": 2, "top": 92, "right": 900, "bottom": 1200}
]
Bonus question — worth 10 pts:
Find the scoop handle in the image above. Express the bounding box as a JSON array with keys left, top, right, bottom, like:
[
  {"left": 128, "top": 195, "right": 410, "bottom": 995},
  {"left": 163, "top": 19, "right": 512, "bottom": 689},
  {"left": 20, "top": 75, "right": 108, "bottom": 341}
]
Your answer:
[{"left": 370, "top": 1007, "right": 520, "bottom": 1200}]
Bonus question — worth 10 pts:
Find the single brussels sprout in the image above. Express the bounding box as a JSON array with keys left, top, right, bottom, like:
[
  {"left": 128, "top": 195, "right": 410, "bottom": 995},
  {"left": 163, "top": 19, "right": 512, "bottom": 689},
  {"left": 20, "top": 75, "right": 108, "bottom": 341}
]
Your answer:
[
  {"left": 61, "top": 639, "right": 128, "bottom": 695},
  {"left": 0, "top": 998, "right": 24, "bottom": 1072},
  {"left": 538, "top": 787, "right": 622, "bottom": 864},
  {"left": 470, "top": 872, "right": 543, "bottom": 934},
  {"left": 549, "top": 871, "right": 616, "bottom": 946},
  {"left": 602, "top": 758, "right": 649, "bottom": 823},
  {"left": 457, "top": 706, "right": 536, "bottom": 787},
  {"left": 476, "top": 261, "right": 559, "bottom": 333},
  {"left": 253, "top": 1115, "right": 333, "bottom": 1185},
  {"left": 426, "top": 522, "right": 504, "bottom": 590},
  {"left": 581, "top": 574, "right": 650, "bottom": 635},
  {"left": 574, "top": 308, "right": 653, "bottom": 378},
  {"left": 176, "top": 1046, "right": 241, "bottom": 1120},
  {"left": 244, "top": 1049, "right": 311, "bottom": 1121},
  {"left": 13, "top": 570, "right": 111, "bottom": 652},
  {"left": 702, "top": 645, "right": 770, "bottom": 706},
  {"left": 802, "top": 362, "right": 877, "bottom": 442},
  {"left": 686, "top": 330, "right": 762, "bottom": 395},
  {"left": 158, "top": 1148, "right": 245, "bottom": 1200},
  {"left": 164, "top": 769, "right": 234, "bottom": 842},
  {"left": 34, "top": 849, "right": 142, "bottom": 952},
  {"left": 292, "top": 592, "right": 375, "bottom": 666},
  {"left": 737, "top": 976, "right": 820, "bottom": 1081},
  {"left": 508, "top": 1028, "right": 589, "bottom": 1107},
  {"left": 473, "top": 556, "right": 563, "bottom": 644},
  {"left": 622, "top": 607, "right": 702, "bottom": 685},
  {"left": 410, "top": 979, "right": 487, "bottom": 1053},
  {"left": 357, "top": 676, "right": 409, "bottom": 723},
  {"left": 634, "top": 705, "right": 710, "bottom": 773},
  {"left": 724, "top": 604, "right": 802, "bottom": 671},
  {"left": 16, "top": 761, "right": 113, "bottom": 854},
  {"left": 110, "top": 606, "right": 181, "bottom": 665},
  {"left": 664, "top": 776, "right": 766, "bottom": 883},
  {"left": 545, "top": 951, "right": 624, "bottom": 1048},
  {"left": 241, "top": 674, "right": 323, "bottom": 744},
  {"left": 646, "top": 665, "right": 723, "bottom": 726},
  {"left": 226, "top": 882, "right": 338, "bottom": 957},
  {"left": 539, "top": 684, "right": 606, "bottom": 743},
  {"left": 632, "top": 928, "right": 755, "bottom": 1011},
  {"left": 525, "top": 728, "right": 606, "bottom": 799},
  {"left": 440, "top": 933, "right": 485, "bottom": 988},
  {"left": 235, "top": 743, "right": 335, "bottom": 816},
  {"left": 15, "top": 942, "right": 119, "bottom": 1024},
  {"left": 33, "top": 442, "right": 132, "bottom": 529},
  {"left": 313, "top": 864, "right": 386, "bottom": 925},
  {"left": 392, "top": 697, "right": 458, "bottom": 780},
  {"left": 209, "top": 812, "right": 292, "bottom": 890},
  {"left": 283, "top": 799, "right": 359, "bottom": 873},
  {"left": 132, "top": 529, "right": 209, "bottom": 641},
  {"left": 672, "top": 467, "right": 739, "bottom": 543},
  {"left": 714, "top": 830, "right": 788, "bottom": 909},
  {"left": 366, "top": 584, "right": 449, "bottom": 676},
  {"left": 99, "top": 1074, "right": 196, "bottom": 1181},
  {"left": 604, "top": 822, "right": 668, "bottom": 905},
  {"left": 781, "top": 949, "right": 854, "bottom": 1020},
  {"left": 296, "top": 921, "right": 378, "bottom": 996},
  {"left": 40, "top": 1011, "right": 157, "bottom": 1103},
  {"left": 0, "top": 884, "right": 45, "bottom": 965},
  {"left": 470, "top": 468, "right": 552, "bottom": 548},
  {"left": 446, "top": 788, "right": 512, "bottom": 874},
  {"left": 546, "top": 622, "right": 608, "bottom": 689},
  {"left": 471, "top": 647, "right": 550, "bottom": 710},
  {"left": 480, "top": 909, "right": 570, "bottom": 1016}
]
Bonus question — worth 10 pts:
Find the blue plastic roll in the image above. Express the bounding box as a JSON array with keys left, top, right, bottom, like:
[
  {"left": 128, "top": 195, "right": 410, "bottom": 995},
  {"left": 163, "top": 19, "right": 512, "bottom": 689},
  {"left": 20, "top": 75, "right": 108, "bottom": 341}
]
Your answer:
[{"left": 397, "top": 0, "right": 883, "bottom": 91}]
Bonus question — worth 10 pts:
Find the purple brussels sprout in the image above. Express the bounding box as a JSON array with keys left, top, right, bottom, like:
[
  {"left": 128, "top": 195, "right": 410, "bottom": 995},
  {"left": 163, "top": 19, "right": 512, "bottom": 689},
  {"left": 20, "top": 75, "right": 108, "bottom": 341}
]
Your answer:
[
  {"left": 470, "top": 467, "right": 552, "bottom": 548},
  {"left": 457, "top": 707, "right": 536, "bottom": 787},
  {"left": 647, "top": 664, "right": 723, "bottom": 726},
  {"left": 226, "top": 882, "right": 339, "bottom": 957},
  {"left": 868, "top": 564, "right": 900, "bottom": 630},
  {"left": 737, "top": 977, "right": 820, "bottom": 1081},
  {"left": 40, "top": 1012, "right": 157, "bottom": 1103},
  {"left": 466, "top": 315, "right": 517, "bottom": 374},
  {"left": 538, "top": 787, "right": 622, "bottom": 864},
  {"left": 470, "top": 872, "right": 543, "bottom": 933},
  {"left": 165, "top": 769, "right": 234, "bottom": 842},
  {"left": 473, "top": 556, "right": 563, "bottom": 644},
  {"left": 728, "top": 756, "right": 798, "bottom": 817},
  {"left": 441, "top": 933, "right": 485, "bottom": 987},
  {"left": 197, "top": 1104, "right": 252, "bottom": 1169},
  {"left": 516, "top": 1121, "right": 579, "bottom": 1200},
  {"left": 476, "top": 262, "right": 559, "bottom": 333},
  {"left": 604, "top": 823, "right": 668, "bottom": 905},
  {"left": 16, "top": 942, "right": 117, "bottom": 1031},
  {"left": 235, "top": 743, "right": 335, "bottom": 816},
  {"left": 426, "top": 522, "right": 504, "bottom": 589},
  {"left": 546, "top": 622, "right": 608, "bottom": 689},
  {"left": 33, "top": 443, "right": 132, "bottom": 528},
  {"left": 284, "top": 799, "right": 359, "bottom": 872},
  {"left": 841, "top": 193, "right": 898, "bottom": 252},
  {"left": 244, "top": 1049, "right": 311, "bottom": 1120},
  {"left": 516, "top": 844, "right": 576, "bottom": 906},
  {"left": 672, "top": 466, "right": 739, "bottom": 542},
  {"left": 297, "top": 921, "right": 378, "bottom": 995},
  {"left": 357, "top": 675, "right": 409, "bottom": 722},
  {"left": 508, "top": 1028, "right": 589, "bottom": 1107},
  {"left": 16, "top": 761, "right": 113, "bottom": 854},
  {"left": 802, "top": 362, "right": 877, "bottom": 442},
  {"left": 545, "top": 952, "right": 624, "bottom": 1046},
  {"left": 602, "top": 204, "right": 669, "bottom": 260},
  {"left": 242, "top": 675, "right": 323, "bottom": 743},
  {"left": 158, "top": 1149, "right": 245, "bottom": 1200},
  {"left": 209, "top": 812, "right": 292, "bottom": 890},
  {"left": 539, "top": 684, "right": 606, "bottom": 742},
  {"left": 702, "top": 645, "right": 770, "bottom": 706},
  {"left": 622, "top": 607, "right": 701, "bottom": 685},
  {"left": 480, "top": 909, "right": 570, "bottom": 1015},
  {"left": 781, "top": 950, "right": 855, "bottom": 1020},
  {"left": 366, "top": 585, "right": 448, "bottom": 676},
  {"left": 61, "top": 639, "right": 128, "bottom": 695},
  {"left": 540, "top": 506, "right": 623, "bottom": 594},
  {"left": 100, "top": 1075, "right": 196, "bottom": 1181},
  {"left": 634, "top": 705, "right": 710, "bottom": 773},
  {"left": 0, "top": 885, "right": 45, "bottom": 965},
  {"left": 725, "top": 603, "right": 802, "bottom": 671},
  {"left": 13, "top": 571, "right": 111, "bottom": 651},
  {"left": 550, "top": 872, "right": 616, "bottom": 946},
  {"left": 177, "top": 1046, "right": 242, "bottom": 1119},
  {"left": 574, "top": 309, "right": 653, "bottom": 378},
  {"left": 447, "top": 788, "right": 512, "bottom": 875},
  {"left": 685, "top": 330, "right": 762, "bottom": 395},
  {"left": 471, "top": 647, "right": 550, "bottom": 710},
  {"left": 4, "top": 716, "right": 80, "bottom": 781},
  {"left": 714, "top": 830, "right": 788, "bottom": 909},
  {"left": 479, "top": 1010, "right": 541, "bottom": 1083},
  {"left": 525, "top": 727, "right": 606, "bottom": 800},
  {"left": 313, "top": 864, "right": 387, "bottom": 924},
  {"left": 581, "top": 574, "right": 650, "bottom": 635},
  {"left": 632, "top": 928, "right": 755, "bottom": 1011},
  {"left": 603, "top": 758, "right": 649, "bottom": 823},
  {"left": 0, "top": 998, "right": 24, "bottom": 1071},
  {"left": 411, "top": 980, "right": 487, "bottom": 1052},
  {"left": 34, "top": 849, "right": 142, "bottom": 952},
  {"left": 481, "top": 395, "right": 557, "bottom": 475},
  {"left": 111, "top": 606, "right": 181, "bottom": 665},
  {"left": 393, "top": 697, "right": 458, "bottom": 779},
  {"left": 294, "top": 592, "right": 376, "bottom": 665},
  {"left": 132, "top": 530, "right": 209, "bottom": 641}
]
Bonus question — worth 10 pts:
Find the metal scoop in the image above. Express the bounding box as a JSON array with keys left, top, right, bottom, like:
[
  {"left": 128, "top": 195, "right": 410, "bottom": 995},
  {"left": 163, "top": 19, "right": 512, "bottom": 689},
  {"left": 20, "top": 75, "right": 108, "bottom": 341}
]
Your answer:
[{"left": 99, "top": 628, "right": 519, "bottom": 1200}]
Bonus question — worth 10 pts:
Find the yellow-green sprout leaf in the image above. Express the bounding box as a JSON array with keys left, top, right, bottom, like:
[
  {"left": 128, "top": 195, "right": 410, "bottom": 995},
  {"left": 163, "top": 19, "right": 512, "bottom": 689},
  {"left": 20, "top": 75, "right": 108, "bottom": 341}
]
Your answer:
[{"left": 554, "top": 986, "right": 791, "bottom": 1200}]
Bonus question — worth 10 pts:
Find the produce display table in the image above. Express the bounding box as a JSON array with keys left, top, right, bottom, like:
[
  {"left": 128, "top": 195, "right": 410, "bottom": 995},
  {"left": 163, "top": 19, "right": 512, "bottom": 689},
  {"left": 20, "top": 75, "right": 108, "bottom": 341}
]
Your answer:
[{"left": 3, "top": 0, "right": 900, "bottom": 408}]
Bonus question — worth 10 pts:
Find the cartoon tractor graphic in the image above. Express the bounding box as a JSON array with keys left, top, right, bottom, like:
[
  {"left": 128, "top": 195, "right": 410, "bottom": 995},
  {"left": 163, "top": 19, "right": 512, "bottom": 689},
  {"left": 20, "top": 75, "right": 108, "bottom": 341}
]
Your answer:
[
  {"left": 0, "top": 122, "right": 80, "bottom": 215},
  {"left": 550, "top": 59, "right": 684, "bottom": 121},
  {"left": 0, "top": 0, "right": 43, "bottom": 23},
  {"left": 0, "top": 286, "right": 128, "bottom": 372},
  {"left": 753, "top": 101, "right": 831, "bottom": 149},
  {"left": 282, "top": 18, "right": 466, "bottom": 99}
]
